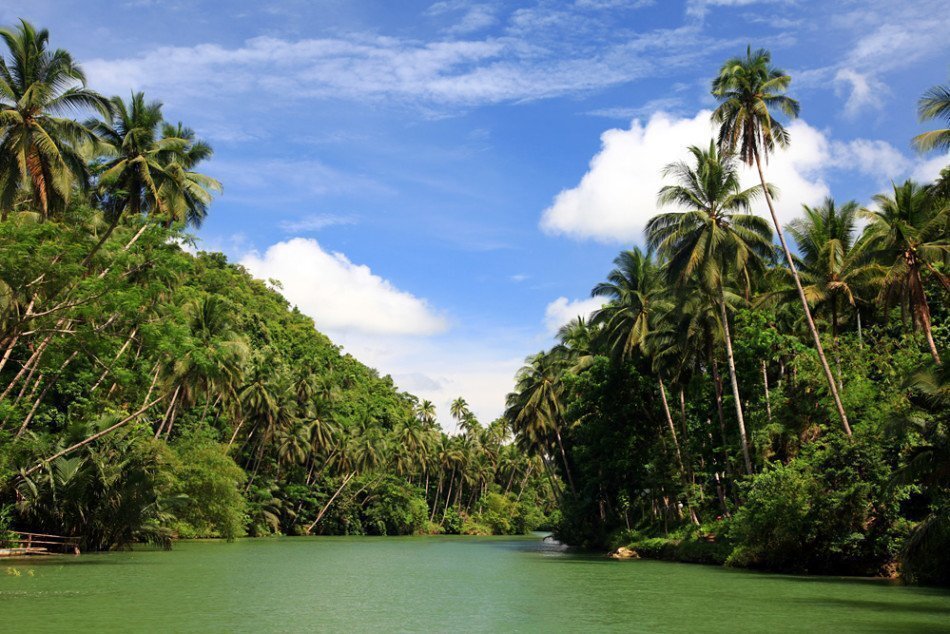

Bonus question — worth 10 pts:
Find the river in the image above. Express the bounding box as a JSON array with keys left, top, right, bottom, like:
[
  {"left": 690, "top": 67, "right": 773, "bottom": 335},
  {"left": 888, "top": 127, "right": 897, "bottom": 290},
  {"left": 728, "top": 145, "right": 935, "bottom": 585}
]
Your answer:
[{"left": 1, "top": 534, "right": 948, "bottom": 632}]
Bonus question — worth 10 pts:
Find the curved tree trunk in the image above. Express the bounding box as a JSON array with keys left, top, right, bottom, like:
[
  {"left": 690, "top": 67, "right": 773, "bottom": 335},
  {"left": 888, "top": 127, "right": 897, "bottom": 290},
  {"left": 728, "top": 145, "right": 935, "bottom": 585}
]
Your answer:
[
  {"left": 718, "top": 288, "right": 753, "bottom": 475},
  {"left": 754, "top": 153, "right": 851, "bottom": 436},
  {"left": 553, "top": 425, "right": 576, "bottom": 497}
]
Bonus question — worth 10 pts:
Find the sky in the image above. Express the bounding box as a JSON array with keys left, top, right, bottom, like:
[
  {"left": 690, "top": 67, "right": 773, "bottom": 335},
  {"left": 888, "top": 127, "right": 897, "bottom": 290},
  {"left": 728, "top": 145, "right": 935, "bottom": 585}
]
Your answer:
[{"left": 7, "top": 0, "right": 948, "bottom": 430}]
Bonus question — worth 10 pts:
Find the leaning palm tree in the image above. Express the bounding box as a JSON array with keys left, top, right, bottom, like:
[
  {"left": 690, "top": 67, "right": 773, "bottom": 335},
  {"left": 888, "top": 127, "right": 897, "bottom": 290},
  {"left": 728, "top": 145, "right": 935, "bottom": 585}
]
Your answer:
[
  {"left": 505, "top": 351, "right": 576, "bottom": 496},
  {"left": 712, "top": 46, "right": 852, "bottom": 436},
  {"left": 0, "top": 19, "right": 110, "bottom": 219},
  {"left": 646, "top": 141, "right": 773, "bottom": 474},
  {"left": 861, "top": 180, "right": 948, "bottom": 364},
  {"left": 590, "top": 248, "right": 666, "bottom": 362},
  {"left": 912, "top": 82, "right": 950, "bottom": 153}
]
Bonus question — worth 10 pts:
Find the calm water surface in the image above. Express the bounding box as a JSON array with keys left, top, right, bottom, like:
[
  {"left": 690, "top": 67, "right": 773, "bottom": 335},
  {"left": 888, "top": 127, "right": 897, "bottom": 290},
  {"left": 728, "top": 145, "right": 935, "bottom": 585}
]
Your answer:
[{"left": 1, "top": 534, "right": 948, "bottom": 632}]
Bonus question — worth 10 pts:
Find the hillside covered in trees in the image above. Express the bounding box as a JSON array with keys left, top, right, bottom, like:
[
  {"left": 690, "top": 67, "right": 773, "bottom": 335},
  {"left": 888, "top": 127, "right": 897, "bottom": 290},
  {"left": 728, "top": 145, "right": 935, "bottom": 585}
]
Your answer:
[
  {"left": 504, "top": 49, "right": 950, "bottom": 585},
  {"left": 0, "top": 19, "right": 555, "bottom": 549}
]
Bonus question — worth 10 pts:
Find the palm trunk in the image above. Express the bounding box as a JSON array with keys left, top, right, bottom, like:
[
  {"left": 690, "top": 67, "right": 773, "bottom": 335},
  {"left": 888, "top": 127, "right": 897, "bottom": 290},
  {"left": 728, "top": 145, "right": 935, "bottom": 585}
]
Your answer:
[
  {"left": 155, "top": 385, "right": 180, "bottom": 439},
  {"left": 761, "top": 360, "right": 772, "bottom": 423},
  {"left": 91, "top": 327, "right": 138, "bottom": 393},
  {"left": 658, "top": 379, "right": 685, "bottom": 474},
  {"left": 307, "top": 472, "right": 355, "bottom": 533},
  {"left": 15, "top": 351, "right": 77, "bottom": 438},
  {"left": 754, "top": 153, "right": 851, "bottom": 436},
  {"left": 442, "top": 468, "right": 456, "bottom": 521},
  {"left": 711, "top": 358, "right": 728, "bottom": 454},
  {"left": 23, "top": 396, "right": 164, "bottom": 476},
  {"left": 719, "top": 287, "right": 753, "bottom": 475},
  {"left": 553, "top": 425, "right": 576, "bottom": 497},
  {"left": 430, "top": 471, "right": 443, "bottom": 522},
  {"left": 516, "top": 463, "right": 533, "bottom": 502}
]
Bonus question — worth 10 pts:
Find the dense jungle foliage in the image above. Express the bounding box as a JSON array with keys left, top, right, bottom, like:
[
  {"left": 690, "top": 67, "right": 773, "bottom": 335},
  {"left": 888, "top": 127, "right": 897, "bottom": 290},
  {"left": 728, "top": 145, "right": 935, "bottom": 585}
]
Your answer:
[
  {"left": 0, "top": 19, "right": 556, "bottom": 551},
  {"left": 504, "top": 50, "right": 950, "bottom": 584}
]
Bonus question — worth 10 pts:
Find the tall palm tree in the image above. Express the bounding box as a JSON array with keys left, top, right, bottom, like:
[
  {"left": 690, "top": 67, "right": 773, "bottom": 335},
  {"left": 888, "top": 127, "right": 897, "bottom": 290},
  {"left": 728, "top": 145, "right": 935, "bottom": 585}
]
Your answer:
[
  {"left": 450, "top": 397, "right": 469, "bottom": 430},
  {"left": 711, "top": 46, "right": 852, "bottom": 435},
  {"left": 414, "top": 399, "right": 437, "bottom": 427},
  {"left": 0, "top": 20, "right": 110, "bottom": 219},
  {"left": 591, "top": 248, "right": 666, "bottom": 361},
  {"left": 646, "top": 141, "right": 773, "bottom": 474},
  {"left": 505, "top": 351, "right": 576, "bottom": 496},
  {"left": 85, "top": 92, "right": 219, "bottom": 261},
  {"left": 861, "top": 180, "right": 948, "bottom": 364},
  {"left": 785, "top": 199, "right": 870, "bottom": 336},
  {"left": 912, "top": 82, "right": 950, "bottom": 153}
]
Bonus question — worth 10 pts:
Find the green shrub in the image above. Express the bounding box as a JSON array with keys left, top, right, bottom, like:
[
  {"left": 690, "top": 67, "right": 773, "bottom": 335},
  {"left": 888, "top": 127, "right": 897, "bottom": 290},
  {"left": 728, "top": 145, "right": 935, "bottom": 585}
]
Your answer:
[
  {"left": 172, "top": 439, "right": 247, "bottom": 541},
  {"left": 727, "top": 435, "right": 902, "bottom": 574}
]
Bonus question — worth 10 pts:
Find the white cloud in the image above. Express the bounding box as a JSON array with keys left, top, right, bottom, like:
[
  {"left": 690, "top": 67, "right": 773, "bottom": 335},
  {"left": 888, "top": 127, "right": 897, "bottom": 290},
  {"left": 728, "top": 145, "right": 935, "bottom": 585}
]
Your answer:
[
  {"left": 831, "top": 139, "right": 912, "bottom": 184},
  {"left": 834, "top": 68, "right": 886, "bottom": 118},
  {"left": 912, "top": 152, "right": 950, "bottom": 183},
  {"left": 540, "top": 110, "right": 720, "bottom": 242},
  {"left": 686, "top": 0, "right": 788, "bottom": 19},
  {"left": 82, "top": 15, "right": 720, "bottom": 109},
  {"left": 240, "top": 238, "right": 447, "bottom": 337},
  {"left": 544, "top": 296, "right": 604, "bottom": 335},
  {"left": 427, "top": 1, "right": 499, "bottom": 34},
  {"left": 278, "top": 213, "right": 357, "bottom": 233},
  {"left": 586, "top": 97, "right": 684, "bottom": 119},
  {"left": 539, "top": 109, "right": 930, "bottom": 243}
]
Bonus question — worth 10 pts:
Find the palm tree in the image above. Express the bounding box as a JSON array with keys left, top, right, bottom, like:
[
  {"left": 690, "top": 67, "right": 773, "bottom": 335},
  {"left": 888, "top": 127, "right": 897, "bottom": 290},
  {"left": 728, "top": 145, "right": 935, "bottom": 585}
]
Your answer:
[
  {"left": 0, "top": 19, "right": 110, "bottom": 219},
  {"left": 711, "top": 46, "right": 852, "bottom": 436},
  {"left": 646, "top": 141, "right": 773, "bottom": 474},
  {"left": 450, "top": 397, "right": 469, "bottom": 430},
  {"left": 591, "top": 248, "right": 666, "bottom": 361},
  {"left": 912, "top": 82, "right": 950, "bottom": 153},
  {"left": 505, "top": 351, "right": 576, "bottom": 496},
  {"left": 85, "top": 92, "right": 219, "bottom": 261},
  {"left": 785, "top": 198, "right": 871, "bottom": 340},
  {"left": 861, "top": 180, "right": 948, "bottom": 364},
  {"left": 414, "top": 399, "right": 437, "bottom": 427}
]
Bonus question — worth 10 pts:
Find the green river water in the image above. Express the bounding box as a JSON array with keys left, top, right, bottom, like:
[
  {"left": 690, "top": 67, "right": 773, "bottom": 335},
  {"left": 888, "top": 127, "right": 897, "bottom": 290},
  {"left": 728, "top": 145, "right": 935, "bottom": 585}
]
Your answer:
[{"left": 1, "top": 534, "right": 948, "bottom": 632}]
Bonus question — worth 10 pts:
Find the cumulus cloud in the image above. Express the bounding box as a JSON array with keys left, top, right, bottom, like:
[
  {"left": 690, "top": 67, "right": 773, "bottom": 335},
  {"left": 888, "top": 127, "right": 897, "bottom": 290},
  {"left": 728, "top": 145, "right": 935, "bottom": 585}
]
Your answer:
[
  {"left": 539, "top": 109, "right": 926, "bottom": 243},
  {"left": 240, "top": 238, "right": 447, "bottom": 336},
  {"left": 544, "top": 296, "right": 604, "bottom": 335},
  {"left": 834, "top": 68, "right": 887, "bottom": 118}
]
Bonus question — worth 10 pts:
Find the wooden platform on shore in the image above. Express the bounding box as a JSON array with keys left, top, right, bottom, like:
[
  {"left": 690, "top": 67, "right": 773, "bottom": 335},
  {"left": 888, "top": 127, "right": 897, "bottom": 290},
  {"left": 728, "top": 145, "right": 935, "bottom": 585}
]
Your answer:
[{"left": 1, "top": 532, "right": 80, "bottom": 556}]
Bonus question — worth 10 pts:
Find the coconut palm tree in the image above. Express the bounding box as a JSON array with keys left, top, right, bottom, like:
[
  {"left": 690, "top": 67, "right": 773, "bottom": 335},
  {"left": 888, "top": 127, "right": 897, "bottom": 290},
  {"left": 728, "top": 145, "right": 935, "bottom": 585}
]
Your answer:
[
  {"left": 0, "top": 19, "right": 110, "bottom": 219},
  {"left": 785, "top": 198, "right": 872, "bottom": 339},
  {"left": 646, "top": 141, "right": 773, "bottom": 474},
  {"left": 591, "top": 248, "right": 666, "bottom": 362},
  {"left": 912, "top": 82, "right": 950, "bottom": 153},
  {"left": 711, "top": 46, "right": 852, "bottom": 435},
  {"left": 414, "top": 399, "right": 437, "bottom": 427},
  {"left": 505, "top": 351, "right": 576, "bottom": 496},
  {"left": 85, "top": 92, "right": 219, "bottom": 262},
  {"left": 861, "top": 180, "right": 948, "bottom": 364},
  {"left": 450, "top": 397, "right": 469, "bottom": 426}
]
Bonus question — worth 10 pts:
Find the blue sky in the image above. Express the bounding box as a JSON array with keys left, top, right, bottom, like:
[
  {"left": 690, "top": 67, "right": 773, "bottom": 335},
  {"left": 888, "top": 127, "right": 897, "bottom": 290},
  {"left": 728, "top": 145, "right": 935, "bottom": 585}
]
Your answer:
[{"left": 7, "top": 0, "right": 948, "bottom": 429}]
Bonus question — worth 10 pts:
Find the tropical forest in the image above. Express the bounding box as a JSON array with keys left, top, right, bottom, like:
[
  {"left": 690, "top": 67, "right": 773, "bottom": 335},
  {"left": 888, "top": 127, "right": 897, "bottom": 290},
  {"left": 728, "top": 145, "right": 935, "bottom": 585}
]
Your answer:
[{"left": 0, "top": 6, "right": 948, "bottom": 633}]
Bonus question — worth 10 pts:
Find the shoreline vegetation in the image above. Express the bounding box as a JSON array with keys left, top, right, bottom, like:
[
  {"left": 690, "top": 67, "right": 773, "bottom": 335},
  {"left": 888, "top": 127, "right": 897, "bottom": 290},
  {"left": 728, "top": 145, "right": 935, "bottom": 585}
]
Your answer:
[
  {"left": 503, "top": 50, "right": 949, "bottom": 585},
  {"left": 0, "top": 18, "right": 947, "bottom": 589},
  {"left": 0, "top": 18, "right": 557, "bottom": 554}
]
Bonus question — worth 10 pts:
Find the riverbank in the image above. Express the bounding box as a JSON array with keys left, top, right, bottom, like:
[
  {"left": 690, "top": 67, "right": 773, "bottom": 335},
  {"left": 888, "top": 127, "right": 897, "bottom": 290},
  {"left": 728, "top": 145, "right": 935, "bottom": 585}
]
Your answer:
[{"left": 608, "top": 528, "right": 904, "bottom": 580}]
